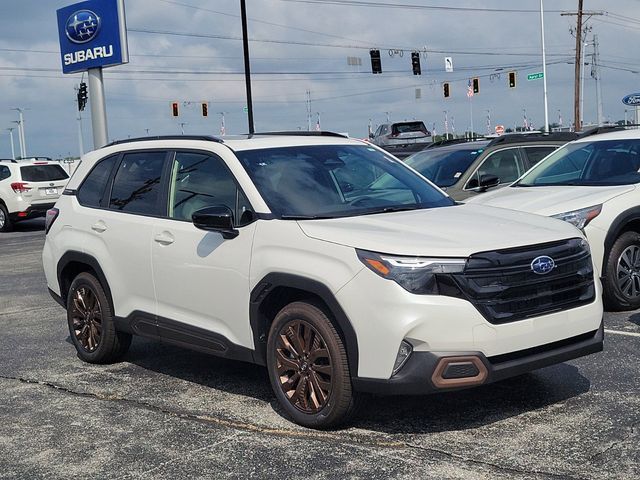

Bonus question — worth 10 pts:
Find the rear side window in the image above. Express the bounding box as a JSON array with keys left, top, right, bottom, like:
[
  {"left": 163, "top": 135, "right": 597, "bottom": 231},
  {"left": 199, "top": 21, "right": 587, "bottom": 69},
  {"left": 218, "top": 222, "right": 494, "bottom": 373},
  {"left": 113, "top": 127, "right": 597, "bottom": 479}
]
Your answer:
[
  {"left": 77, "top": 155, "right": 118, "bottom": 207},
  {"left": 0, "top": 166, "right": 10, "bottom": 181},
  {"left": 109, "top": 151, "right": 167, "bottom": 215},
  {"left": 20, "top": 164, "right": 68, "bottom": 182},
  {"left": 523, "top": 146, "right": 557, "bottom": 167}
]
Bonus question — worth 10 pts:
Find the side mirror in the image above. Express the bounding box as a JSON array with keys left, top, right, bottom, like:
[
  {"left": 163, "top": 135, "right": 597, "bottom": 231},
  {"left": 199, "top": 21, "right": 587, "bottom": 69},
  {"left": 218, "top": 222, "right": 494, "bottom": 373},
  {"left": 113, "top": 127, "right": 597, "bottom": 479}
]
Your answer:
[
  {"left": 467, "top": 174, "right": 500, "bottom": 192},
  {"left": 369, "top": 132, "right": 375, "bottom": 139},
  {"left": 192, "top": 205, "right": 239, "bottom": 239}
]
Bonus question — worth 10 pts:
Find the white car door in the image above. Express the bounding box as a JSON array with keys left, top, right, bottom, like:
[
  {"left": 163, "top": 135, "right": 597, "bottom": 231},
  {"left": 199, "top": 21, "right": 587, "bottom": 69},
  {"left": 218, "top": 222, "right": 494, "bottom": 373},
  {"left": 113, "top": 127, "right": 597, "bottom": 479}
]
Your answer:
[{"left": 151, "top": 150, "right": 257, "bottom": 352}]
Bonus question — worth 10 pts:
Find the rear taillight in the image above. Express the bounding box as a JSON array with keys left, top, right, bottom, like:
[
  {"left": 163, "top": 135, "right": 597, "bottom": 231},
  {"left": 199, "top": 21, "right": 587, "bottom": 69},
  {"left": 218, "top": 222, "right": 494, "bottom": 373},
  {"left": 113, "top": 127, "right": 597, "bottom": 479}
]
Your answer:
[
  {"left": 45, "top": 208, "right": 59, "bottom": 234},
  {"left": 11, "top": 182, "right": 31, "bottom": 193}
]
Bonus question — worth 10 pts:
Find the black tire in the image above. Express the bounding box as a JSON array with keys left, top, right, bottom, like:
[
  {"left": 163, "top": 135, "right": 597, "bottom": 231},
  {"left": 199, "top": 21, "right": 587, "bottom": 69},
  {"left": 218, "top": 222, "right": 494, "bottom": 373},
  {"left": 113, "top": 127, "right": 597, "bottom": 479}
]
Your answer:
[
  {"left": 266, "top": 301, "right": 358, "bottom": 429},
  {"left": 67, "top": 272, "right": 131, "bottom": 363},
  {"left": 0, "top": 203, "right": 13, "bottom": 232},
  {"left": 604, "top": 231, "right": 640, "bottom": 311}
]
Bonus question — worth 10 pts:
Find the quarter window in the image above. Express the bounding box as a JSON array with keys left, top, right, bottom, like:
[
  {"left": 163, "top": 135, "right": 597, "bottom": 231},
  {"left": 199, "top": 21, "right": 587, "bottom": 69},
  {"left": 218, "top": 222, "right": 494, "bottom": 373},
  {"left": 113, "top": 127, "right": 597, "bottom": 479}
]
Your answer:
[
  {"left": 0, "top": 166, "right": 10, "bottom": 181},
  {"left": 169, "top": 152, "right": 252, "bottom": 225},
  {"left": 77, "top": 155, "right": 118, "bottom": 207},
  {"left": 109, "top": 151, "right": 167, "bottom": 215}
]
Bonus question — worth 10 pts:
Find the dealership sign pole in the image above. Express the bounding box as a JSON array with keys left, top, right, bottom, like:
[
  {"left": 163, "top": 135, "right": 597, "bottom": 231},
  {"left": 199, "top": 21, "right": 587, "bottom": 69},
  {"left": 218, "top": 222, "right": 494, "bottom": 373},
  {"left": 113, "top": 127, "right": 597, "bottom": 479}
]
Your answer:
[{"left": 57, "top": 0, "right": 129, "bottom": 149}]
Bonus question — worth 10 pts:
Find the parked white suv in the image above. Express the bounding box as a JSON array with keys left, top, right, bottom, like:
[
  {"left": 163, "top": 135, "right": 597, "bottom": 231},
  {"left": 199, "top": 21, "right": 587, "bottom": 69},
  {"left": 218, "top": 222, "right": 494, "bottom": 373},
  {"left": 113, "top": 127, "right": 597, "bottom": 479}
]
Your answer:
[
  {"left": 43, "top": 133, "right": 603, "bottom": 428},
  {"left": 469, "top": 128, "right": 640, "bottom": 311},
  {"left": 0, "top": 158, "right": 69, "bottom": 232}
]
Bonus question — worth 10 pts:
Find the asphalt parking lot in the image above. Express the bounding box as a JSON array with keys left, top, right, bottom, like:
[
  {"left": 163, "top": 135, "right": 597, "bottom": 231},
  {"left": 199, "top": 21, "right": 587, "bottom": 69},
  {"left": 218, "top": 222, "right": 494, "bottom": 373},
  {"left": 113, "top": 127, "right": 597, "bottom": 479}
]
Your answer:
[{"left": 1, "top": 219, "right": 639, "bottom": 479}]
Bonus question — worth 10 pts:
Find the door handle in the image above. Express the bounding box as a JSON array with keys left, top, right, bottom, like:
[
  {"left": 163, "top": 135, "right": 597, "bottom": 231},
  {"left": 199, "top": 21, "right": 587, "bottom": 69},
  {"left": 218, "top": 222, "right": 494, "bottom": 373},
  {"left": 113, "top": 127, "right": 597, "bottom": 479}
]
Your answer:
[
  {"left": 91, "top": 221, "right": 107, "bottom": 233},
  {"left": 154, "top": 232, "right": 175, "bottom": 245}
]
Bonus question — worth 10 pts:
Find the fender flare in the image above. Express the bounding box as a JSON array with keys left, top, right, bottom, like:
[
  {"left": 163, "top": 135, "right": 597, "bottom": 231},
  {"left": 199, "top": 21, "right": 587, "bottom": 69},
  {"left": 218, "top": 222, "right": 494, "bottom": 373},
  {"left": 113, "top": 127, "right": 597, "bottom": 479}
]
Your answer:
[
  {"left": 249, "top": 272, "right": 359, "bottom": 374},
  {"left": 57, "top": 250, "right": 113, "bottom": 310},
  {"left": 602, "top": 206, "right": 640, "bottom": 273}
]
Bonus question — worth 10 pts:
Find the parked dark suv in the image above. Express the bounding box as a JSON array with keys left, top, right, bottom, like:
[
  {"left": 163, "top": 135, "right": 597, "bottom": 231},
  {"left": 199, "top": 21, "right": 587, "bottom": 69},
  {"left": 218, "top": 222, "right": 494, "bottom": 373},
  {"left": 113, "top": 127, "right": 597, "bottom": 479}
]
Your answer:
[{"left": 403, "top": 132, "right": 578, "bottom": 201}]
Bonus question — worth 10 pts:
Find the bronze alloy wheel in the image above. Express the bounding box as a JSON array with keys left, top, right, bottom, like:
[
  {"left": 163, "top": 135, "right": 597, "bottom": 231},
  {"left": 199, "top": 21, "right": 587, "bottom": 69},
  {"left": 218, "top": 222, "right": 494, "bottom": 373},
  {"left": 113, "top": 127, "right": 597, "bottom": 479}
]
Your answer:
[
  {"left": 70, "top": 286, "right": 103, "bottom": 352},
  {"left": 275, "top": 319, "right": 333, "bottom": 414}
]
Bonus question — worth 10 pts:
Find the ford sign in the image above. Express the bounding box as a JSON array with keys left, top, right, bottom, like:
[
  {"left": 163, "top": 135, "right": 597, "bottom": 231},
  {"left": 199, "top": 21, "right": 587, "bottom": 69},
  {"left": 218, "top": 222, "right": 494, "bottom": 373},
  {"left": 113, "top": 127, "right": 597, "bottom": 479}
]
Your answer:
[
  {"left": 622, "top": 93, "right": 640, "bottom": 106},
  {"left": 531, "top": 256, "right": 555, "bottom": 275}
]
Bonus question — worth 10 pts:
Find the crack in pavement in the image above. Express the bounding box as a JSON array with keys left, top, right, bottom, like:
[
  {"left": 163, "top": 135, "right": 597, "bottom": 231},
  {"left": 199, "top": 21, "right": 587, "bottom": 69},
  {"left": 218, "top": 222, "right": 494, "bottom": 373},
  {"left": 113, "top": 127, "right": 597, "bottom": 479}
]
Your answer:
[
  {"left": 0, "top": 374, "right": 402, "bottom": 449},
  {"left": 403, "top": 441, "right": 589, "bottom": 480},
  {"left": 588, "top": 421, "right": 639, "bottom": 463}
]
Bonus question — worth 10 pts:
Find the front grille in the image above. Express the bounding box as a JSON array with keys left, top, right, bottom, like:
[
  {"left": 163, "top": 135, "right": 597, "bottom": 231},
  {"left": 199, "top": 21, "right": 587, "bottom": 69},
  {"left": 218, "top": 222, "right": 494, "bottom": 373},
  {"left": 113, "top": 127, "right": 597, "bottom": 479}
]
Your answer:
[{"left": 454, "top": 238, "right": 595, "bottom": 324}]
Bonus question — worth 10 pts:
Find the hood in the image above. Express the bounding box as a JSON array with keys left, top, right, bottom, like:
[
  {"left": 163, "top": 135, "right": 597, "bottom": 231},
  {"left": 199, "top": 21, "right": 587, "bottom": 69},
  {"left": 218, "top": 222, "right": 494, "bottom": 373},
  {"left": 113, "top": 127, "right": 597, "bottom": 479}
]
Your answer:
[
  {"left": 297, "top": 204, "right": 582, "bottom": 257},
  {"left": 467, "top": 184, "right": 635, "bottom": 216}
]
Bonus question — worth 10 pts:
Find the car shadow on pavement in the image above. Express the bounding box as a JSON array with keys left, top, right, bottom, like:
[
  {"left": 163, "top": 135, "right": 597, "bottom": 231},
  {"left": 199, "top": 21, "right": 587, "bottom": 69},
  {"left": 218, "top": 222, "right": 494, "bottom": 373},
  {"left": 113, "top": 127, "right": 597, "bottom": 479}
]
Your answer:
[
  {"left": 628, "top": 313, "right": 640, "bottom": 327},
  {"left": 11, "top": 218, "right": 45, "bottom": 232},
  {"left": 118, "top": 336, "right": 591, "bottom": 432}
]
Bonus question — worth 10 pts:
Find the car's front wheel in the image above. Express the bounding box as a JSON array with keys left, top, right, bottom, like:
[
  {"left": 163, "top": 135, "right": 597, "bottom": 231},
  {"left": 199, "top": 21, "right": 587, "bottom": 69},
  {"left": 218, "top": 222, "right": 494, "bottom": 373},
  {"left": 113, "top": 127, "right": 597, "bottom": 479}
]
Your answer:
[
  {"left": 266, "top": 301, "right": 358, "bottom": 429},
  {"left": 604, "top": 231, "right": 640, "bottom": 311},
  {"left": 67, "top": 272, "right": 132, "bottom": 363}
]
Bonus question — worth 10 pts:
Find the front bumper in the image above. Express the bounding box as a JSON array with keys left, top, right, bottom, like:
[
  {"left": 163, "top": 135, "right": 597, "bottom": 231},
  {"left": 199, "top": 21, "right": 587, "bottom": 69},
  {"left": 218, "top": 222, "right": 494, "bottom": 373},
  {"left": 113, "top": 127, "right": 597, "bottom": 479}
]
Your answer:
[{"left": 352, "top": 319, "right": 603, "bottom": 395}]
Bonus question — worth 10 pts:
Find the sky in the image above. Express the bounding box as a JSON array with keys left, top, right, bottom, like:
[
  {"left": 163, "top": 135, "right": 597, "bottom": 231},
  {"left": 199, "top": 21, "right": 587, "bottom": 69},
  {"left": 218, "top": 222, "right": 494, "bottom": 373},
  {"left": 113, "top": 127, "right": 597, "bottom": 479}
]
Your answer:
[{"left": 0, "top": 0, "right": 639, "bottom": 158}]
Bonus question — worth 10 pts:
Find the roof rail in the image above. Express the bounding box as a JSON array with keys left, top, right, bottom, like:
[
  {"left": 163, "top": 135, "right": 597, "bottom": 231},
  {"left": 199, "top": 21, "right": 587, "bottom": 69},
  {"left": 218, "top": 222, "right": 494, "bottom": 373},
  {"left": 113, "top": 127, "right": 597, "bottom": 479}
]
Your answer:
[
  {"left": 247, "top": 131, "right": 348, "bottom": 139},
  {"left": 105, "top": 135, "right": 224, "bottom": 147},
  {"left": 486, "top": 131, "right": 578, "bottom": 147},
  {"left": 0, "top": 158, "right": 18, "bottom": 163},
  {"left": 578, "top": 124, "right": 640, "bottom": 138},
  {"left": 425, "top": 137, "right": 487, "bottom": 149}
]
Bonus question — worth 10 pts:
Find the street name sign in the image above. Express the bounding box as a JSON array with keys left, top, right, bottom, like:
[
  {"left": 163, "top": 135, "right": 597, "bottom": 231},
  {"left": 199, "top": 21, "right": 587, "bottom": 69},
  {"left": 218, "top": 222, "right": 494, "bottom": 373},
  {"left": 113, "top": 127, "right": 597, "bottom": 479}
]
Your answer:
[{"left": 527, "top": 72, "right": 544, "bottom": 81}]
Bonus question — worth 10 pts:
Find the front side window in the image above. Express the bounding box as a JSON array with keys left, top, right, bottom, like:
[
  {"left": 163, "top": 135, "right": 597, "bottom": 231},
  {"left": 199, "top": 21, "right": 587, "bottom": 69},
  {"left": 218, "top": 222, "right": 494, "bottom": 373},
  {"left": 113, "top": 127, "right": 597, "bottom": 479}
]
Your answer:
[
  {"left": 470, "top": 148, "right": 521, "bottom": 187},
  {"left": 109, "top": 151, "right": 167, "bottom": 215},
  {"left": 517, "top": 139, "right": 640, "bottom": 187},
  {"left": 236, "top": 144, "right": 453, "bottom": 219},
  {"left": 168, "top": 152, "right": 252, "bottom": 225},
  {"left": 78, "top": 155, "right": 118, "bottom": 207}
]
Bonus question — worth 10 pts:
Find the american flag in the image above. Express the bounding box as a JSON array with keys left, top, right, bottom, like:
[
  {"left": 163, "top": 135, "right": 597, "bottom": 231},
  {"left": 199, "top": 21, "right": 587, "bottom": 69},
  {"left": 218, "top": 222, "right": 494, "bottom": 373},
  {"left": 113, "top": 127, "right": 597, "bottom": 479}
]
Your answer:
[{"left": 467, "top": 79, "right": 474, "bottom": 98}]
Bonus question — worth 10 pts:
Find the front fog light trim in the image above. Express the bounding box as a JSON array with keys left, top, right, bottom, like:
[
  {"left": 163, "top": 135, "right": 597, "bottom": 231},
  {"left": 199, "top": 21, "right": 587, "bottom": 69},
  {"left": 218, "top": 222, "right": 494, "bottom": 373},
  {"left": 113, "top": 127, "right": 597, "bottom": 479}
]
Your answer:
[{"left": 392, "top": 340, "right": 413, "bottom": 376}]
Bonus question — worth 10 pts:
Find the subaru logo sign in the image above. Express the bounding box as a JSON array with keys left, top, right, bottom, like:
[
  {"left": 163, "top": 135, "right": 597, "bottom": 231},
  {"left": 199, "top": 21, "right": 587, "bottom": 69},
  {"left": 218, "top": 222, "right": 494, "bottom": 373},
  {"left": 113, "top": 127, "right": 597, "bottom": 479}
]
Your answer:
[
  {"left": 531, "top": 256, "right": 556, "bottom": 275},
  {"left": 622, "top": 93, "right": 640, "bottom": 106},
  {"left": 65, "top": 10, "right": 101, "bottom": 44}
]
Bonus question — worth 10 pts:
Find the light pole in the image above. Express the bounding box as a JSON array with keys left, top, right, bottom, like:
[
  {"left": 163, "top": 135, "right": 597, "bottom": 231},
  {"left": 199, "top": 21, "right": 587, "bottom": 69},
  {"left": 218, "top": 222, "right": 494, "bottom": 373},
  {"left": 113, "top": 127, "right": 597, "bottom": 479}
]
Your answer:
[
  {"left": 11, "top": 121, "right": 23, "bottom": 159},
  {"left": 11, "top": 108, "right": 27, "bottom": 158},
  {"left": 539, "top": 0, "right": 549, "bottom": 132},
  {"left": 7, "top": 128, "right": 15, "bottom": 160},
  {"left": 179, "top": 123, "right": 187, "bottom": 135},
  {"left": 443, "top": 110, "right": 449, "bottom": 138},
  {"left": 218, "top": 112, "right": 227, "bottom": 136}
]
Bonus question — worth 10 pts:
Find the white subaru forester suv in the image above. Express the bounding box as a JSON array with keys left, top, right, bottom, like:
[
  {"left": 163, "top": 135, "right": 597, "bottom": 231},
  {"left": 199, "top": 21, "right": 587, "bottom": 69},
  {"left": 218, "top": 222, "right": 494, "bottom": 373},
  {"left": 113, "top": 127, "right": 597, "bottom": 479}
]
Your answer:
[{"left": 43, "top": 133, "right": 603, "bottom": 428}]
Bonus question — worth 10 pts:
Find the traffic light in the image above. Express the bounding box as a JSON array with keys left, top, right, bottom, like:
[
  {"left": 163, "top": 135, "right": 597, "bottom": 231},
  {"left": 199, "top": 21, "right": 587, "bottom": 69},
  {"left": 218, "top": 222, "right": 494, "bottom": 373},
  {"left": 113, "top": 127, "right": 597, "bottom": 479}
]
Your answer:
[
  {"left": 370, "top": 49, "right": 382, "bottom": 74},
  {"left": 411, "top": 51, "right": 421, "bottom": 75},
  {"left": 201, "top": 102, "right": 209, "bottom": 117},
  {"left": 443, "top": 82, "right": 450, "bottom": 98},
  {"left": 472, "top": 77, "right": 479, "bottom": 94},
  {"left": 77, "top": 82, "right": 88, "bottom": 111},
  {"left": 508, "top": 71, "right": 517, "bottom": 88},
  {"left": 171, "top": 102, "right": 179, "bottom": 117}
]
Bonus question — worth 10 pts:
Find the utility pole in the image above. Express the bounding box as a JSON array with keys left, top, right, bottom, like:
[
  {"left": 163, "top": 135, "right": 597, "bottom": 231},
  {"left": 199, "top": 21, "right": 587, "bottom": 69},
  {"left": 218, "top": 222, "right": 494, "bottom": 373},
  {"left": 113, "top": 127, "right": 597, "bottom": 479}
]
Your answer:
[
  {"left": 240, "top": 0, "right": 254, "bottom": 134},
  {"left": 485, "top": 109, "right": 491, "bottom": 135},
  {"left": 77, "top": 114, "right": 84, "bottom": 156},
  {"left": 306, "top": 90, "right": 311, "bottom": 131},
  {"left": 7, "top": 128, "right": 15, "bottom": 160},
  {"left": 145, "top": 128, "right": 150, "bottom": 135},
  {"left": 444, "top": 110, "right": 449, "bottom": 137},
  {"left": 384, "top": 111, "right": 391, "bottom": 123},
  {"left": 218, "top": 112, "right": 227, "bottom": 136},
  {"left": 11, "top": 121, "right": 24, "bottom": 159},
  {"left": 11, "top": 108, "right": 27, "bottom": 158},
  {"left": 562, "top": 4, "right": 603, "bottom": 131}
]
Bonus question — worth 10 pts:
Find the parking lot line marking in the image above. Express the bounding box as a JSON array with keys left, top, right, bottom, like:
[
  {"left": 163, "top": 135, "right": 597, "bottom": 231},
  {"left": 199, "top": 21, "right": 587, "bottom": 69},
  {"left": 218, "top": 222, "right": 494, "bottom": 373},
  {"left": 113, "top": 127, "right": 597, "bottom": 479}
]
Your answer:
[{"left": 605, "top": 329, "right": 640, "bottom": 338}]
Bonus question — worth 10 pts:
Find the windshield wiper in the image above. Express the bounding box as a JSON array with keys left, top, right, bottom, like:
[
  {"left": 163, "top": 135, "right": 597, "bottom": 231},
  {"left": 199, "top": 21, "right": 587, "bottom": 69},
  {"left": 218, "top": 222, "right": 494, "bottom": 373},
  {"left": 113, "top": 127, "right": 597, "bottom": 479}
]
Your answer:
[
  {"left": 360, "top": 205, "right": 422, "bottom": 215},
  {"left": 280, "top": 214, "right": 336, "bottom": 220}
]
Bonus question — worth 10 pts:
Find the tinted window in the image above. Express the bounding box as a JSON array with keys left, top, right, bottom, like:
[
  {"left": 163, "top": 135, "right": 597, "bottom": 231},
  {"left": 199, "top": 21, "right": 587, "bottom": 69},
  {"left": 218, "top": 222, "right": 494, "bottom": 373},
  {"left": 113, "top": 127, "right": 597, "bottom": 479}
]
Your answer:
[
  {"left": 20, "top": 164, "right": 68, "bottom": 182},
  {"left": 406, "top": 147, "right": 484, "bottom": 187},
  {"left": 523, "top": 146, "right": 557, "bottom": 167},
  {"left": 169, "top": 152, "right": 251, "bottom": 224},
  {"left": 392, "top": 122, "right": 428, "bottom": 135},
  {"left": 518, "top": 139, "right": 640, "bottom": 187},
  {"left": 474, "top": 149, "right": 521, "bottom": 185},
  {"left": 236, "top": 145, "right": 453, "bottom": 218},
  {"left": 109, "top": 152, "right": 166, "bottom": 215},
  {"left": 78, "top": 155, "right": 117, "bottom": 207},
  {"left": 0, "top": 166, "right": 10, "bottom": 181}
]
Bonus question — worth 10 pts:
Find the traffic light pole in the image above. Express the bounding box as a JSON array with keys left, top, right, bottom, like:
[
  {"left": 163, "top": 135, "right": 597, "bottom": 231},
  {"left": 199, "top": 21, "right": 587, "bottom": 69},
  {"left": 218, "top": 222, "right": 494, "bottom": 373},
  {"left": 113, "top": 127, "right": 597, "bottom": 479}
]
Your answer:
[
  {"left": 88, "top": 67, "right": 109, "bottom": 148},
  {"left": 240, "top": 0, "right": 255, "bottom": 135},
  {"left": 540, "top": 0, "right": 549, "bottom": 133}
]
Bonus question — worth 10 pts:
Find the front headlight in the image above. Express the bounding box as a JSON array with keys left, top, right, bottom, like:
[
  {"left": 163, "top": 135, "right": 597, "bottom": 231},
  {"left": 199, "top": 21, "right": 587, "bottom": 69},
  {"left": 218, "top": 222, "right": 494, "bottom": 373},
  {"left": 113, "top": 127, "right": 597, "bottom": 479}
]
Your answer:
[
  {"left": 356, "top": 249, "right": 466, "bottom": 294},
  {"left": 551, "top": 204, "right": 602, "bottom": 230}
]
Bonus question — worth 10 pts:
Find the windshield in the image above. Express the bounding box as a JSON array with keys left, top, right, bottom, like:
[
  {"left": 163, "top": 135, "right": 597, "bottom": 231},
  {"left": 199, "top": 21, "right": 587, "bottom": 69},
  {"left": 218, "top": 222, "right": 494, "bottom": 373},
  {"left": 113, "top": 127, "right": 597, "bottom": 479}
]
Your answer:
[
  {"left": 236, "top": 145, "right": 454, "bottom": 218},
  {"left": 516, "top": 139, "right": 640, "bottom": 187},
  {"left": 405, "top": 147, "right": 485, "bottom": 187}
]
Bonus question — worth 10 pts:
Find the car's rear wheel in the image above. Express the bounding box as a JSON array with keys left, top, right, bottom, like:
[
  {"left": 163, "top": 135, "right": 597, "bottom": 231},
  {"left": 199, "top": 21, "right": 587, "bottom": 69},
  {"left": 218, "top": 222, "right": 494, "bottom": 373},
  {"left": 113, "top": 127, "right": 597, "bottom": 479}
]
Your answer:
[
  {"left": 67, "top": 272, "right": 131, "bottom": 363},
  {"left": 604, "top": 231, "right": 640, "bottom": 311},
  {"left": 266, "top": 301, "right": 357, "bottom": 429},
  {"left": 0, "top": 204, "right": 13, "bottom": 232}
]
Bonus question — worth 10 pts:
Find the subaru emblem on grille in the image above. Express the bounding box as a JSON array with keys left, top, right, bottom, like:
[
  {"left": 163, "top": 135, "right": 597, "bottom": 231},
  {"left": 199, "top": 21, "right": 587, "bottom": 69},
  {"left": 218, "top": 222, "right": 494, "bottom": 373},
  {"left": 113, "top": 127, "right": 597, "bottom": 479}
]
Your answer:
[{"left": 531, "top": 256, "right": 555, "bottom": 275}]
